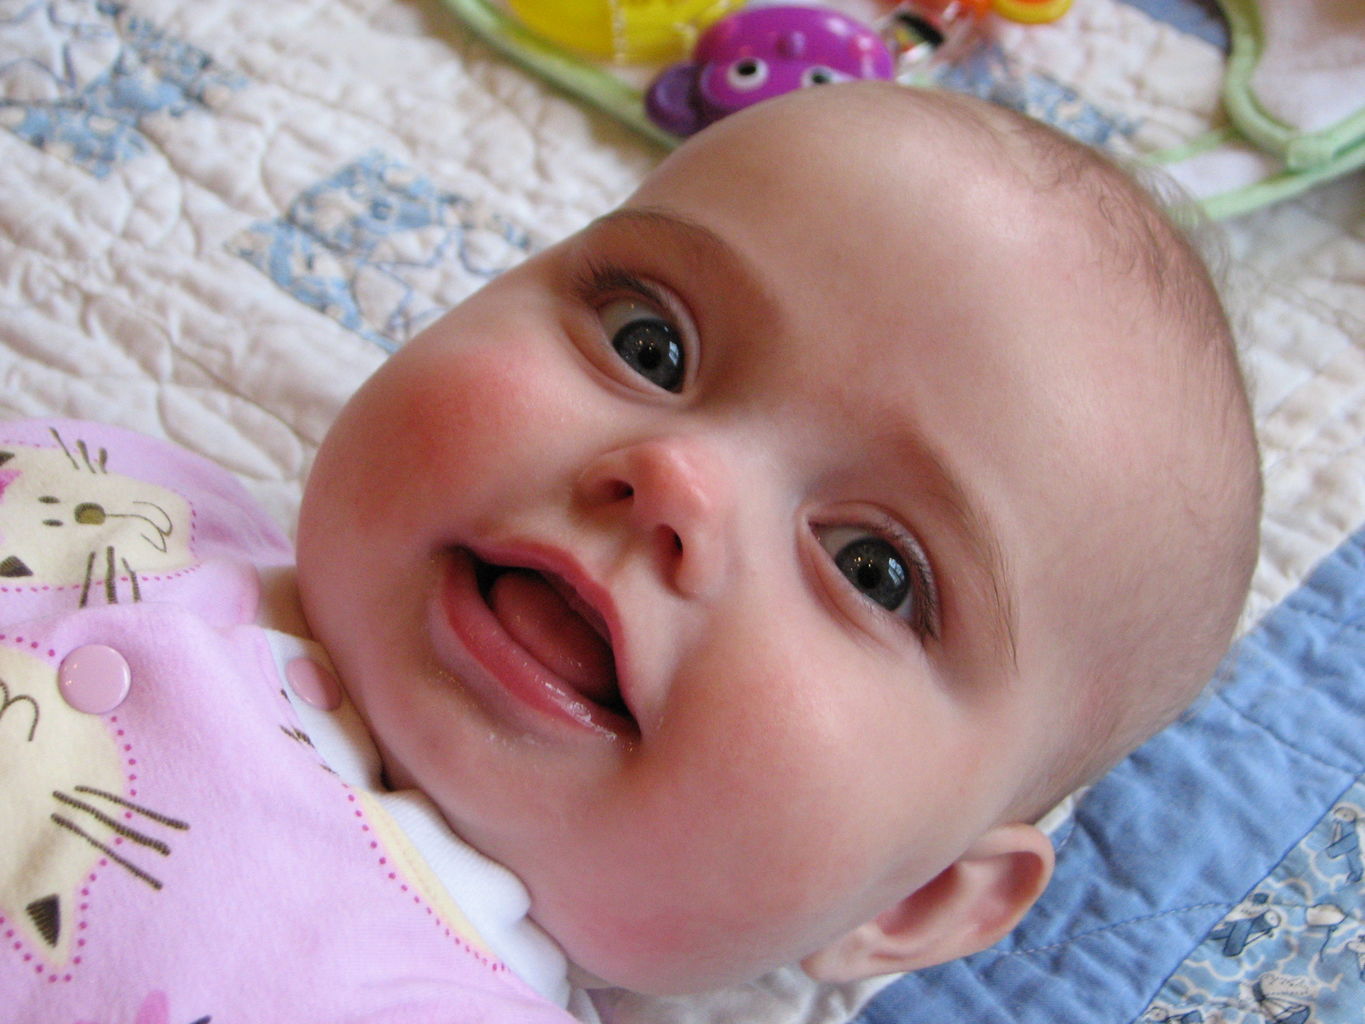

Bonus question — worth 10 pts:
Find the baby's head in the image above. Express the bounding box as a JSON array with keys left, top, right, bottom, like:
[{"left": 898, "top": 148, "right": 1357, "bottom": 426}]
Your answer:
[{"left": 296, "top": 83, "right": 1260, "bottom": 994}]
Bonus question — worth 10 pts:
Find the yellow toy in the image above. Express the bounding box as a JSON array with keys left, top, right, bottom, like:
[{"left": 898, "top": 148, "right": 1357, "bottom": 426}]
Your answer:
[
  {"left": 505, "top": 0, "right": 745, "bottom": 63},
  {"left": 992, "top": 0, "right": 1071, "bottom": 24}
]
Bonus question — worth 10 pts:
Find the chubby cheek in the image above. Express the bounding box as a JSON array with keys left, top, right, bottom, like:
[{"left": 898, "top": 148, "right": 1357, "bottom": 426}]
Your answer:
[
  {"left": 298, "top": 298, "right": 580, "bottom": 700},
  {"left": 534, "top": 641, "right": 939, "bottom": 992},
  {"left": 391, "top": 340, "right": 560, "bottom": 478},
  {"left": 327, "top": 313, "right": 587, "bottom": 528}
]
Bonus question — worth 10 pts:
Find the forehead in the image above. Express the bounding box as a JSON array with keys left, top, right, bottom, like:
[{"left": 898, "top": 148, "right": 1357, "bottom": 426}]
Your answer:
[
  {"left": 617, "top": 104, "right": 1109, "bottom": 452},
  {"left": 621, "top": 93, "right": 1164, "bottom": 472},
  {"left": 625, "top": 93, "right": 1093, "bottom": 357}
]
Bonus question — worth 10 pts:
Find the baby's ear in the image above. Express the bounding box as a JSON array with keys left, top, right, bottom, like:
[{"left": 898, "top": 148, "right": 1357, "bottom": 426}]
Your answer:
[{"left": 801, "top": 823, "right": 1054, "bottom": 983}]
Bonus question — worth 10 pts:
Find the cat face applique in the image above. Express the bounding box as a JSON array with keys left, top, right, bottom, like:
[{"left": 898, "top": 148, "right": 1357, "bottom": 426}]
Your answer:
[
  {"left": 0, "top": 427, "right": 195, "bottom": 605},
  {"left": 0, "top": 639, "right": 193, "bottom": 968},
  {"left": 0, "top": 427, "right": 200, "bottom": 971}
]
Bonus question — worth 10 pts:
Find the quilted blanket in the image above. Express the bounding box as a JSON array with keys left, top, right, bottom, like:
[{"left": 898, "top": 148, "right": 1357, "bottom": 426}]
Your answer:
[{"left": 1, "top": 1, "right": 1362, "bottom": 1021}]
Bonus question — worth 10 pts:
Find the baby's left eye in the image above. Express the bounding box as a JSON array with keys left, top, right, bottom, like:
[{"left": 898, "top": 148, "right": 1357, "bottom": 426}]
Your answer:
[
  {"left": 830, "top": 533, "right": 910, "bottom": 611},
  {"left": 600, "top": 298, "right": 686, "bottom": 393},
  {"left": 816, "top": 523, "right": 938, "bottom": 638}
]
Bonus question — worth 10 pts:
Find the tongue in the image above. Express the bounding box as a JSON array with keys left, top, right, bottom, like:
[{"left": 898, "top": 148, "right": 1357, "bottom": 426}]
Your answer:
[{"left": 488, "top": 570, "right": 619, "bottom": 707}]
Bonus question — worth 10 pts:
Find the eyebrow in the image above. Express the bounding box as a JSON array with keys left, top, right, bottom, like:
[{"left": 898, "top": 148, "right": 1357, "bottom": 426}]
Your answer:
[
  {"left": 917, "top": 443, "right": 1019, "bottom": 670},
  {"left": 586, "top": 206, "right": 741, "bottom": 269},
  {"left": 589, "top": 207, "right": 1020, "bottom": 668}
]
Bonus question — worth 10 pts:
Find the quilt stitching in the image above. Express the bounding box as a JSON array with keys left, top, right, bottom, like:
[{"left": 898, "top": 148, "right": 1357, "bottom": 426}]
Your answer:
[
  {"left": 1211, "top": 689, "right": 1360, "bottom": 778},
  {"left": 995, "top": 902, "right": 1236, "bottom": 960},
  {"left": 1265, "top": 391, "right": 1365, "bottom": 471},
  {"left": 1253, "top": 294, "right": 1364, "bottom": 426},
  {"left": 1272, "top": 605, "right": 1365, "bottom": 642},
  {"left": 1273, "top": 539, "right": 1364, "bottom": 631}
]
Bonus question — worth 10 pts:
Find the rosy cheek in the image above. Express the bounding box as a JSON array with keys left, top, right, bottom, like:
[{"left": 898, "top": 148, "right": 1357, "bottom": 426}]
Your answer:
[{"left": 384, "top": 347, "right": 517, "bottom": 451}]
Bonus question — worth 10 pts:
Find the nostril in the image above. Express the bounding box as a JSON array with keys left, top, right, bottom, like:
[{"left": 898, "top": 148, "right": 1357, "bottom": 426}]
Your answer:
[
  {"left": 653, "top": 525, "right": 684, "bottom": 561},
  {"left": 582, "top": 473, "right": 634, "bottom": 505}
]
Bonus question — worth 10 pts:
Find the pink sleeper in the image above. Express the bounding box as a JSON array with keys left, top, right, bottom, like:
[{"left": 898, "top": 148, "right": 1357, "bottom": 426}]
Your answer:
[{"left": 0, "top": 420, "right": 577, "bottom": 1023}]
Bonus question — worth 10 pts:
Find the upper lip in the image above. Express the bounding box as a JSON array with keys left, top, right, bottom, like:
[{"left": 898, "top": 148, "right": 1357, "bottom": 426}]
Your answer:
[{"left": 463, "top": 537, "right": 634, "bottom": 725}]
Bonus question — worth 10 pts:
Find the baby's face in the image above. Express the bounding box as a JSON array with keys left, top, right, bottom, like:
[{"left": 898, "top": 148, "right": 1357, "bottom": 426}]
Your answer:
[{"left": 298, "top": 91, "right": 1164, "bottom": 992}]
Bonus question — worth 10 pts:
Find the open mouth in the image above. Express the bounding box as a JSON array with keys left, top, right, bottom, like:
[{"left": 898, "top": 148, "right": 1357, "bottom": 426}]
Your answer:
[{"left": 463, "top": 549, "right": 635, "bottom": 730}]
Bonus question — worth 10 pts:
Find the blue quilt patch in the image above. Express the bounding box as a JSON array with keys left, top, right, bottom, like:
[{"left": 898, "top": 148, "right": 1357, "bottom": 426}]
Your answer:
[
  {"left": 1117, "top": 0, "right": 1227, "bottom": 50},
  {"left": 0, "top": 0, "right": 244, "bottom": 178},
  {"left": 856, "top": 527, "right": 1365, "bottom": 1024},
  {"left": 231, "top": 151, "right": 535, "bottom": 351},
  {"left": 925, "top": 41, "right": 1139, "bottom": 150},
  {"left": 1145, "top": 772, "right": 1365, "bottom": 1022}
]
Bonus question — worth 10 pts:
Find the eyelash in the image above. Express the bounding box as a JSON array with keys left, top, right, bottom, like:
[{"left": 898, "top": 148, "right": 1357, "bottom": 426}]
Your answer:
[
  {"left": 572, "top": 260, "right": 691, "bottom": 392},
  {"left": 574, "top": 259, "right": 667, "bottom": 309}
]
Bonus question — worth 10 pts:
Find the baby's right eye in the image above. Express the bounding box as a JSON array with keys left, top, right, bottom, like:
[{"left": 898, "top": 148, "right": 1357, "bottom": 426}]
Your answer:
[{"left": 600, "top": 297, "right": 686, "bottom": 393}]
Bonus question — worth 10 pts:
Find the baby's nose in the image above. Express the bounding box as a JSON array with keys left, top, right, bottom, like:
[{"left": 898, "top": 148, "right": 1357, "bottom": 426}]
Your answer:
[{"left": 575, "top": 437, "right": 733, "bottom": 599}]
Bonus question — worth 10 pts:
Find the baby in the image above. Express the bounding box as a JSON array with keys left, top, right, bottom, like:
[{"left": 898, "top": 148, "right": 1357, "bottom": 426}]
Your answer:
[{"left": 2, "top": 82, "right": 1259, "bottom": 1020}]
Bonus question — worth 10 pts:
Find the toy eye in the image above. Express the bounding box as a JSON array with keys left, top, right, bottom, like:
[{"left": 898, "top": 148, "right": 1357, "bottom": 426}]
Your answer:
[
  {"left": 726, "top": 57, "right": 769, "bottom": 91},
  {"left": 801, "top": 66, "right": 837, "bottom": 87}
]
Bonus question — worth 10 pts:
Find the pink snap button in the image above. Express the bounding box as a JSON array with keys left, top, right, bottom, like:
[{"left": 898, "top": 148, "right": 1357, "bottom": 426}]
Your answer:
[
  {"left": 58, "top": 644, "right": 132, "bottom": 714},
  {"left": 286, "top": 656, "right": 342, "bottom": 711}
]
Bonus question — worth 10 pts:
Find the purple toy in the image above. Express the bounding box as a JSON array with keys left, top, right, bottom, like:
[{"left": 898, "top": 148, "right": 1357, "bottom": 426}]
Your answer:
[{"left": 645, "top": 5, "right": 895, "bottom": 137}]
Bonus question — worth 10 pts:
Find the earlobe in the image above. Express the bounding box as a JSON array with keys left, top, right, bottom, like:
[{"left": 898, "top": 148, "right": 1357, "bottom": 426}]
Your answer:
[{"left": 801, "top": 823, "right": 1055, "bottom": 984}]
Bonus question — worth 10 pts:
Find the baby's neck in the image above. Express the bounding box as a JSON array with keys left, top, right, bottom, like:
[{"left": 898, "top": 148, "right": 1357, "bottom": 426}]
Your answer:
[{"left": 257, "top": 564, "right": 313, "bottom": 638}]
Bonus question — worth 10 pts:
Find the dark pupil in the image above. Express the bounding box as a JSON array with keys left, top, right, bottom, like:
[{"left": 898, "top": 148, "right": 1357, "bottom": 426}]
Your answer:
[
  {"left": 835, "top": 538, "right": 910, "bottom": 611},
  {"left": 736, "top": 59, "right": 760, "bottom": 77},
  {"left": 810, "top": 70, "right": 832, "bottom": 84},
  {"left": 613, "top": 319, "right": 684, "bottom": 391}
]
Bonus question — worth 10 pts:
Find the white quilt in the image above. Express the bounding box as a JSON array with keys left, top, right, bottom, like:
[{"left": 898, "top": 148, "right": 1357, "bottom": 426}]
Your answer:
[{"left": 1, "top": 1, "right": 1362, "bottom": 1021}]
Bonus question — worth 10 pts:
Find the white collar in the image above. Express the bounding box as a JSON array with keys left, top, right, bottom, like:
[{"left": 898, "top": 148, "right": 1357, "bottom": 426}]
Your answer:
[{"left": 264, "top": 630, "right": 573, "bottom": 1008}]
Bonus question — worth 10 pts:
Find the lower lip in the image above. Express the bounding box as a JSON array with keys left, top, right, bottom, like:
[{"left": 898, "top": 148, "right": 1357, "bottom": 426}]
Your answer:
[{"left": 429, "top": 548, "right": 635, "bottom": 742}]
